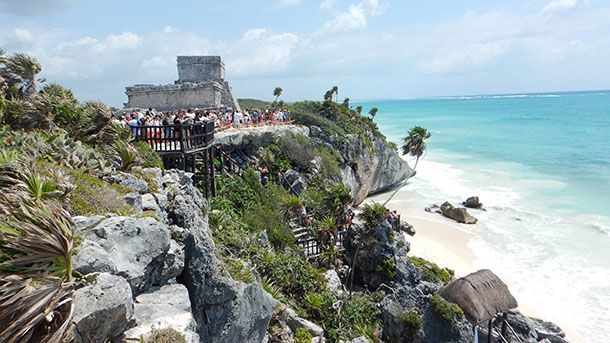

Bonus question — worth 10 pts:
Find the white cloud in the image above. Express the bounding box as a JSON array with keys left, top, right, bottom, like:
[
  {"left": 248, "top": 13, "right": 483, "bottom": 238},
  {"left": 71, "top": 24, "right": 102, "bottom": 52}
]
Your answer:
[
  {"left": 274, "top": 0, "right": 304, "bottom": 9},
  {"left": 542, "top": 0, "right": 589, "bottom": 15},
  {"left": 319, "top": 0, "right": 338, "bottom": 12},
  {"left": 224, "top": 29, "right": 299, "bottom": 76},
  {"left": 315, "top": 0, "right": 383, "bottom": 36}
]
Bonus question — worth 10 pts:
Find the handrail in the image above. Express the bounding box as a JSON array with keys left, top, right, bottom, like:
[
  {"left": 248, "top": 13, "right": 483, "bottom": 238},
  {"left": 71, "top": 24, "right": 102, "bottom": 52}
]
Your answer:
[{"left": 132, "top": 122, "right": 214, "bottom": 153}]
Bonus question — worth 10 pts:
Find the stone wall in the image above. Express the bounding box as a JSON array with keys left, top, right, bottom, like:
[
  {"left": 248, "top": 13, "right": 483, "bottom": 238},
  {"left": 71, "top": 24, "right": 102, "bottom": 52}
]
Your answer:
[
  {"left": 125, "top": 82, "right": 222, "bottom": 111},
  {"left": 177, "top": 56, "right": 225, "bottom": 83},
  {"left": 124, "top": 56, "right": 241, "bottom": 112}
]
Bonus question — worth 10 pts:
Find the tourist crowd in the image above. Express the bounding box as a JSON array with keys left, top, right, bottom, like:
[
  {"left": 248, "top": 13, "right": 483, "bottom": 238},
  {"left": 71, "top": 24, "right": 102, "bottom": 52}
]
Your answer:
[{"left": 113, "top": 107, "right": 292, "bottom": 136}]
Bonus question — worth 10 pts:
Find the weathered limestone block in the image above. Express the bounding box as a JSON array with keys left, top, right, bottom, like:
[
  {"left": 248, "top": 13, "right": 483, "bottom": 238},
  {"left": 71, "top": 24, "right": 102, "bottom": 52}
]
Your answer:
[{"left": 72, "top": 273, "right": 134, "bottom": 343}]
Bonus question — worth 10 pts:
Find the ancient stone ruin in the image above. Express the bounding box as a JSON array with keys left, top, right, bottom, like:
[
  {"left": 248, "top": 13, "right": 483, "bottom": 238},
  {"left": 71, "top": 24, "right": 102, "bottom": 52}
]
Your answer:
[{"left": 124, "top": 56, "right": 241, "bottom": 111}]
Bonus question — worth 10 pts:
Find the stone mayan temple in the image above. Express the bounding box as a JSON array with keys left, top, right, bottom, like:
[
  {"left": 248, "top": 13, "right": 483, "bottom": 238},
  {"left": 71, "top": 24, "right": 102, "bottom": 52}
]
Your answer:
[{"left": 124, "top": 56, "right": 241, "bottom": 111}]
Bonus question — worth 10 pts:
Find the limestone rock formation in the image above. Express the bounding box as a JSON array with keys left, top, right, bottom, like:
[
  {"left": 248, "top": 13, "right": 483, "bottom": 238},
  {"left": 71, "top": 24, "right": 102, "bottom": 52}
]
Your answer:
[
  {"left": 214, "top": 124, "right": 414, "bottom": 205},
  {"left": 72, "top": 273, "right": 135, "bottom": 343},
  {"left": 79, "top": 216, "right": 178, "bottom": 294},
  {"left": 440, "top": 201, "right": 478, "bottom": 224},
  {"left": 123, "top": 284, "right": 200, "bottom": 343}
]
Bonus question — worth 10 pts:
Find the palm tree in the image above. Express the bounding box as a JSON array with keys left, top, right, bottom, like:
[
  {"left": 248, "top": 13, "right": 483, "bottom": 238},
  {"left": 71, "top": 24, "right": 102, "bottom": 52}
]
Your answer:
[
  {"left": 355, "top": 106, "right": 363, "bottom": 115},
  {"left": 331, "top": 86, "right": 339, "bottom": 103},
  {"left": 402, "top": 126, "right": 431, "bottom": 170},
  {"left": 368, "top": 107, "right": 378, "bottom": 120},
  {"left": 273, "top": 87, "right": 283, "bottom": 102},
  {"left": 0, "top": 52, "right": 42, "bottom": 99},
  {"left": 342, "top": 98, "right": 350, "bottom": 108}
]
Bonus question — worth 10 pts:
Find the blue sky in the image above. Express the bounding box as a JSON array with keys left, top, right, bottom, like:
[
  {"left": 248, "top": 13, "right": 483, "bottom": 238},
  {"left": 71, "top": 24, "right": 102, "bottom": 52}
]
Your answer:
[{"left": 1, "top": 0, "right": 609, "bottom": 106}]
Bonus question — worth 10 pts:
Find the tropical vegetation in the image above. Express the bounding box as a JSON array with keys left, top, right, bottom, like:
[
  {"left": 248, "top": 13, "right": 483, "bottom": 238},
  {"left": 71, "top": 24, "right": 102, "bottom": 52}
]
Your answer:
[{"left": 402, "top": 126, "right": 431, "bottom": 169}]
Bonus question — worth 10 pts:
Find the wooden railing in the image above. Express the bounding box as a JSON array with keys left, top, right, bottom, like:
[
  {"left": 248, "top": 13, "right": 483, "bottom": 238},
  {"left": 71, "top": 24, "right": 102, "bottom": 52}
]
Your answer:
[
  {"left": 298, "top": 228, "right": 348, "bottom": 258},
  {"left": 132, "top": 122, "right": 215, "bottom": 153}
]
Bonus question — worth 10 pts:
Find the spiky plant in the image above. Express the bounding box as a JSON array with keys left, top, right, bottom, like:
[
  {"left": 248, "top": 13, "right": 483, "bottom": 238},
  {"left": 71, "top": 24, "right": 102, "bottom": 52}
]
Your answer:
[
  {"left": 0, "top": 148, "right": 19, "bottom": 166},
  {"left": 0, "top": 166, "right": 70, "bottom": 202},
  {"left": 111, "top": 140, "right": 138, "bottom": 171},
  {"left": 0, "top": 275, "right": 74, "bottom": 343},
  {"left": 0, "top": 192, "right": 76, "bottom": 343},
  {"left": 358, "top": 202, "right": 388, "bottom": 230},
  {"left": 281, "top": 194, "right": 302, "bottom": 220}
]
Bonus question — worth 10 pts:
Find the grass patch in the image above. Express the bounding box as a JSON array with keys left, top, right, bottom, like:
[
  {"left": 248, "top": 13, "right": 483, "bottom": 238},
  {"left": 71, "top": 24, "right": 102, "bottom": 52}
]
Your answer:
[
  {"left": 141, "top": 327, "right": 186, "bottom": 343},
  {"left": 294, "top": 328, "right": 313, "bottom": 343},
  {"left": 224, "top": 258, "right": 255, "bottom": 283},
  {"left": 65, "top": 167, "right": 133, "bottom": 216},
  {"left": 408, "top": 256, "right": 454, "bottom": 284}
]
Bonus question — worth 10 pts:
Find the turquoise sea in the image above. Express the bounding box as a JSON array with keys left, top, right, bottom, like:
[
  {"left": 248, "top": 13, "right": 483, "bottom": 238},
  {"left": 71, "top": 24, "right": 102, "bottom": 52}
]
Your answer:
[{"left": 357, "top": 91, "right": 610, "bottom": 342}]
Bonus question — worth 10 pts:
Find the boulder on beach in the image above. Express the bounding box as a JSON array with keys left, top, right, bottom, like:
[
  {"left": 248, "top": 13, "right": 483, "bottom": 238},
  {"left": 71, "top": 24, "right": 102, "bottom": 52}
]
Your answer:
[
  {"left": 462, "top": 196, "right": 485, "bottom": 210},
  {"left": 440, "top": 201, "right": 478, "bottom": 224}
]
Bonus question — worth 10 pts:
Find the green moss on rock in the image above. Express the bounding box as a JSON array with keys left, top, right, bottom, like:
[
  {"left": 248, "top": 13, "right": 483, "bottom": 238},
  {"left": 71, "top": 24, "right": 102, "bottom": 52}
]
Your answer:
[
  {"left": 408, "top": 256, "right": 454, "bottom": 284},
  {"left": 430, "top": 295, "right": 464, "bottom": 322},
  {"left": 399, "top": 312, "right": 423, "bottom": 330},
  {"left": 65, "top": 167, "right": 133, "bottom": 216},
  {"left": 294, "top": 327, "right": 313, "bottom": 343}
]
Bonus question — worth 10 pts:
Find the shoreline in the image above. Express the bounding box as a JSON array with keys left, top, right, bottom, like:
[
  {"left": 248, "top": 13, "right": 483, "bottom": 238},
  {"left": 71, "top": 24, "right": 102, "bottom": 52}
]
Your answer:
[{"left": 365, "top": 190, "right": 584, "bottom": 343}]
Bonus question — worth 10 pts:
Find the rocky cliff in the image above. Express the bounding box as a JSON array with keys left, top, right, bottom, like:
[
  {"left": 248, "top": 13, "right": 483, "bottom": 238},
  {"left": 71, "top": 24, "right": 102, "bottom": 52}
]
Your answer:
[
  {"left": 70, "top": 168, "right": 275, "bottom": 343},
  {"left": 215, "top": 125, "right": 414, "bottom": 204}
]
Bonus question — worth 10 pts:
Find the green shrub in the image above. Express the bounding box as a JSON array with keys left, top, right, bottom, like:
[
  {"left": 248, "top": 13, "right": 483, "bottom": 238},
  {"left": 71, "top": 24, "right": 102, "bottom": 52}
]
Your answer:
[
  {"left": 399, "top": 312, "right": 423, "bottom": 330},
  {"left": 408, "top": 256, "right": 454, "bottom": 284},
  {"left": 316, "top": 146, "right": 341, "bottom": 179},
  {"left": 294, "top": 327, "right": 313, "bottom": 343},
  {"left": 260, "top": 251, "right": 324, "bottom": 298},
  {"left": 430, "top": 295, "right": 464, "bottom": 322},
  {"left": 224, "top": 258, "right": 255, "bottom": 283},
  {"left": 358, "top": 202, "right": 388, "bottom": 229},
  {"left": 375, "top": 257, "right": 396, "bottom": 280},
  {"left": 279, "top": 135, "right": 314, "bottom": 172},
  {"left": 133, "top": 140, "right": 163, "bottom": 169}
]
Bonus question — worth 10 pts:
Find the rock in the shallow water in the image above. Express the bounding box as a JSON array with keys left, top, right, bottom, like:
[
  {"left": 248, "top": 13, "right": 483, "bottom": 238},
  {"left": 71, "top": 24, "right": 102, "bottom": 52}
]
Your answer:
[
  {"left": 73, "top": 239, "right": 116, "bottom": 275},
  {"left": 72, "top": 273, "right": 134, "bottom": 343},
  {"left": 505, "top": 310, "right": 539, "bottom": 341},
  {"left": 440, "top": 201, "right": 478, "bottom": 224},
  {"left": 462, "top": 196, "right": 483, "bottom": 209},
  {"left": 81, "top": 216, "right": 174, "bottom": 294},
  {"left": 123, "top": 284, "right": 199, "bottom": 343}
]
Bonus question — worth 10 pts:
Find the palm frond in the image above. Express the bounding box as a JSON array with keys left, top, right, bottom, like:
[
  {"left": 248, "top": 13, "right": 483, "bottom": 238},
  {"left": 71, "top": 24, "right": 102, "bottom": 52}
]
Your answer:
[{"left": 0, "top": 275, "right": 74, "bottom": 343}]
